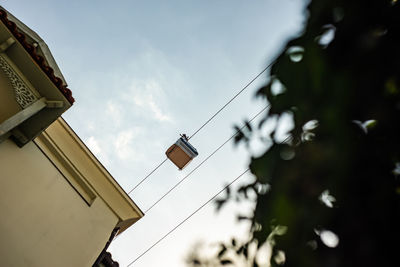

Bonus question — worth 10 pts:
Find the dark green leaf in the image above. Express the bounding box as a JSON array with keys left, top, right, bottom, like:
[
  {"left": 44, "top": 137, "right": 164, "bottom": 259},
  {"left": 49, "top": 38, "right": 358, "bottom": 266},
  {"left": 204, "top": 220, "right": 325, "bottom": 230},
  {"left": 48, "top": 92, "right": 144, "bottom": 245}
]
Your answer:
[
  {"left": 220, "top": 259, "right": 233, "bottom": 265},
  {"left": 217, "top": 245, "right": 227, "bottom": 258}
]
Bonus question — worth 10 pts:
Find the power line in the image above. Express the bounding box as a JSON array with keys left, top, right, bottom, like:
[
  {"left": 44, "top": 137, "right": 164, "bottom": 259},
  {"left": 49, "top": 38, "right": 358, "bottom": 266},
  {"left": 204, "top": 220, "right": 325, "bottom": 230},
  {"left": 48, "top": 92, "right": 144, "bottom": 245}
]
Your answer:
[
  {"left": 188, "top": 60, "right": 275, "bottom": 140},
  {"left": 118, "top": 106, "right": 267, "bottom": 242},
  {"left": 144, "top": 105, "right": 268, "bottom": 213},
  {"left": 127, "top": 158, "right": 168, "bottom": 195},
  {"left": 126, "top": 62, "right": 274, "bottom": 194},
  {"left": 126, "top": 169, "right": 250, "bottom": 266},
  {"left": 126, "top": 135, "right": 292, "bottom": 266}
]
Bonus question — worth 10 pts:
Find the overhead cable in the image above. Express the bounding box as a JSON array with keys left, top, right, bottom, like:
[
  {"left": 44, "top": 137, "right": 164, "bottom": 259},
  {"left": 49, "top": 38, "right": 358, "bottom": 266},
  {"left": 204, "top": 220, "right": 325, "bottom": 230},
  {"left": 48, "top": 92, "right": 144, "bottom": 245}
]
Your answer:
[
  {"left": 127, "top": 61, "right": 274, "bottom": 194},
  {"left": 126, "top": 169, "right": 250, "bottom": 266},
  {"left": 126, "top": 135, "right": 292, "bottom": 266},
  {"left": 143, "top": 105, "right": 268, "bottom": 213},
  {"left": 188, "top": 60, "right": 275, "bottom": 140},
  {"left": 127, "top": 159, "right": 168, "bottom": 195}
]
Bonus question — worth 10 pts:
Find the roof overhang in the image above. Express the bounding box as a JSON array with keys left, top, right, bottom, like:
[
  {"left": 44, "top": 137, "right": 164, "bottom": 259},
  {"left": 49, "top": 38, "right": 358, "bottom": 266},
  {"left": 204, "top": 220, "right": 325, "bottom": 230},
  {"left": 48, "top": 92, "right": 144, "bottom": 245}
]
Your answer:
[{"left": 0, "top": 6, "right": 74, "bottom": 146}]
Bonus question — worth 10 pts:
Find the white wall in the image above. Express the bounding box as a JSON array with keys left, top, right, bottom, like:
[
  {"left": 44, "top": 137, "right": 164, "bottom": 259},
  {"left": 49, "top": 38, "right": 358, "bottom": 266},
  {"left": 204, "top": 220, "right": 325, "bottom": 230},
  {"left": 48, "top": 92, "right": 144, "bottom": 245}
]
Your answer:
[{"left": 0, "top": 139, "right": 118, "bottom": 267}]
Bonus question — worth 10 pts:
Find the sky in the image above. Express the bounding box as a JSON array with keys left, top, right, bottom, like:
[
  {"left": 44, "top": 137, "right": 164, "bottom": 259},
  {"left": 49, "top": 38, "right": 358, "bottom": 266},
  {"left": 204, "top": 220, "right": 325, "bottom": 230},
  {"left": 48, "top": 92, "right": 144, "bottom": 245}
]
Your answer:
[{"left": 3, "top": 1, "right": 307, "bottom": 266}]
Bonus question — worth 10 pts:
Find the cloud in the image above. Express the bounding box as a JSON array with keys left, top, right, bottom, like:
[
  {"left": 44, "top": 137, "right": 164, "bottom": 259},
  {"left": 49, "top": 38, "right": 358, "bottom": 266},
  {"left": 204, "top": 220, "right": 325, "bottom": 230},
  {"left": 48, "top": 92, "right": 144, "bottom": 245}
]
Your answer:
[
  {"left": 130, "top": 79, "right": 173, "bottom": 122},
  {"left": 86, "top": 136, "right": 110, "bottom": 166},
  {"left": 106, "top": 101, "right": 123, "bottom": 126},
  {"left": 113, "top": 128, "right": 145, "bottom": 161},
  {"left": 86, "top": 136, "right": 102, "bottom": 155},
  {"left": 138, "top": 93, "right": 171, "bottom": 122},
  {"left": 114, "top": 130, "right": 134, "bottom": 160}
]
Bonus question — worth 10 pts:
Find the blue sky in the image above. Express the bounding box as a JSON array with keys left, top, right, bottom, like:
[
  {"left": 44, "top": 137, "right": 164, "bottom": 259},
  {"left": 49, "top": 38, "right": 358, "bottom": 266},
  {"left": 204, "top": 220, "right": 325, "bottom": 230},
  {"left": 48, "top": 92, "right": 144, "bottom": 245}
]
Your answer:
[{"left": 4, "top": 1, "right": 307, "bottom": 266}]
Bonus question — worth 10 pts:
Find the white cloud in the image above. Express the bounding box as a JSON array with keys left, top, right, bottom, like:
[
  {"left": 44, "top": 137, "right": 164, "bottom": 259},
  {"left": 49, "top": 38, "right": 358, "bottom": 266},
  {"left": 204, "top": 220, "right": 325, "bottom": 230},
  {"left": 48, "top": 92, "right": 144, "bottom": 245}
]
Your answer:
[
  {"left": 87, "top": 122, "right": 96, "bottom": 131},
  {"left": 85, "top": 136, "right": 111, "bottom": 166},
  {"left": 86, "top": 136, "right": 102, "bottom": 155},
  {"left": 129, "top": 79, "right": 173, "bottom": 122},
  {"left": 114, "top": 130, "right": 135, "bottom": 160},
  {"left": 113, "top": 128, "right": 145, "bottom": 161},
  {"left": 148, "top": 95, "right": 171, "bottom": 122},
  {"left": 106, "top": 101, "right": 123, "bottom": 126}
]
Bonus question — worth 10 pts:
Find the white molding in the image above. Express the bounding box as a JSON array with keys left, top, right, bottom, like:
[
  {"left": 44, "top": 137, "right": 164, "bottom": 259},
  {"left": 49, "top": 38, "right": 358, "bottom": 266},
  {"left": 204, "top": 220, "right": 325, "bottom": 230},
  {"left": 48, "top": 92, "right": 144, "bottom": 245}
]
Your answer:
[
  {"left": 0, "top": 97, "right": 46, "bottom": 136},
  {"left": 35, "top": 131, "right": 97, "bottom": 206},
  {"left": 34, "top": 118, "right": 144, "bottom": 234},
  {"left": 0, "top": 37, "right": 15, "bottom": 52}
]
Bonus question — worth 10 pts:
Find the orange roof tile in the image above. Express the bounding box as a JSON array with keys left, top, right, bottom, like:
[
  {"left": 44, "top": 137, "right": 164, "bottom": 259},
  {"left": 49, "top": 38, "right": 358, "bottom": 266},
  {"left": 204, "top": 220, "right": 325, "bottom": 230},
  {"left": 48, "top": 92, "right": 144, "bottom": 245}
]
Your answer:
[{"left": 0, "top": 8, "right": 74, "bottom": 104}]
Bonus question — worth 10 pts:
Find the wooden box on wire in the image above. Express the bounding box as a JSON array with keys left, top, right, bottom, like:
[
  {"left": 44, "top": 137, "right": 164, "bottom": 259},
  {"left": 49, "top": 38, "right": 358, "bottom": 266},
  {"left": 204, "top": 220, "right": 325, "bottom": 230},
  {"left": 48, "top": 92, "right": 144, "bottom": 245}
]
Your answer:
[{"left": 166, "top": 137, "right": 198, "bottom": 170}]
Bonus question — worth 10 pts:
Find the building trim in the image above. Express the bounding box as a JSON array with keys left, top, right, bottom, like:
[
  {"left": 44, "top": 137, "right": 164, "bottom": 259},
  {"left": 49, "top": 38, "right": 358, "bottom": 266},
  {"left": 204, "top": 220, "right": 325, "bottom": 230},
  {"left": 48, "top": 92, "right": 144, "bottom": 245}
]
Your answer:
[
  {"left": 34, "top": 117, "right": 144, "bottom": 234},
  {"left": 34, "top": 130, "right": 97, "bottom": 205},
  {"left": 0, "top": 6, "right": 74, "bottom": 104}
]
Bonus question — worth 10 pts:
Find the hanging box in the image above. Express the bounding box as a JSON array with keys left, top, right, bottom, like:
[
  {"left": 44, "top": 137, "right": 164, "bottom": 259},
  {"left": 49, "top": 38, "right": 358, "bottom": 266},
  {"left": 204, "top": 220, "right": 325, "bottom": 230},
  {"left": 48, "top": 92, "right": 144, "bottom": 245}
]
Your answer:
[{"left": 166, "top": 137, "right": 198, "bottom": 170}]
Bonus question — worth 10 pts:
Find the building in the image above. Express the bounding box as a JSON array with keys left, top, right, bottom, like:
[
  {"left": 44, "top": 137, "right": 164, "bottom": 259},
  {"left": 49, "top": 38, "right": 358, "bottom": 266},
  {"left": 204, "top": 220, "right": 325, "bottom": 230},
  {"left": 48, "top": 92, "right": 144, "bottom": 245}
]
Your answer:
[{"left": 0, "top": 6, "right": 143, "bottom": 266}]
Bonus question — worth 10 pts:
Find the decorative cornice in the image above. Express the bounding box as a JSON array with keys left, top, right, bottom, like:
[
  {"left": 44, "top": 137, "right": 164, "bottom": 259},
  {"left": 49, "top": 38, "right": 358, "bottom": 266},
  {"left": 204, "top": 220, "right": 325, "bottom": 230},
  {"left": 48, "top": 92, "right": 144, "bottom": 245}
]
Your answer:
[
  {"left": 0, "top": 53, "right": 37, "bottom": 108},
  {"left": 0, "top": 8, "right": 74, "bottom": 104}
]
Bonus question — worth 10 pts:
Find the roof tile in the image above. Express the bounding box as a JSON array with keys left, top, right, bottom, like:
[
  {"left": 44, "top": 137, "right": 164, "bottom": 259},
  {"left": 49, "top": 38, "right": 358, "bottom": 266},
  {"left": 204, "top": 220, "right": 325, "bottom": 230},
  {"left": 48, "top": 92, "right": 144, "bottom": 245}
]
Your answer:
[{"left": 0, "top": 8, "right": 74, "bottom": 104}]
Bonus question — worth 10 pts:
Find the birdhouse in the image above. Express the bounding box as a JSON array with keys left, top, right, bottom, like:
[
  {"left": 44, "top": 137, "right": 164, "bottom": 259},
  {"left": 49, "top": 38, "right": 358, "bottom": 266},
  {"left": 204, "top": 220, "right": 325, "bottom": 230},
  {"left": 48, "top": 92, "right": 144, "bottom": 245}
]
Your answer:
[{"left": 166, "top": 136, "right": 198, "bottom": 170}]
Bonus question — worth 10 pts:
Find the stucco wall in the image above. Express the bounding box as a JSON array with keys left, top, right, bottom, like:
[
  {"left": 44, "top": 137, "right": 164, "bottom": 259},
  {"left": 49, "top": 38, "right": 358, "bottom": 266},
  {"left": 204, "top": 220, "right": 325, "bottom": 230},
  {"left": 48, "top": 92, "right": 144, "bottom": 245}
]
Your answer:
[{"left": 0, "top": 139, "right": 118, "bottom": 267}]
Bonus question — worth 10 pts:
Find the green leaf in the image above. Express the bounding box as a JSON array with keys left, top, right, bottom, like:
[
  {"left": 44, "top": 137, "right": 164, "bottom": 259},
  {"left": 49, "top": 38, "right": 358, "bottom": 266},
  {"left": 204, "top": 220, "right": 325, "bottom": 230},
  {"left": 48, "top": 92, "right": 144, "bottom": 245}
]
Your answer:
[
  {"left": 217, "top": 245, "right": 227, "bottom": 258},
  {"left": 220, "top": 259, "right": 233, "bottom": 265}
]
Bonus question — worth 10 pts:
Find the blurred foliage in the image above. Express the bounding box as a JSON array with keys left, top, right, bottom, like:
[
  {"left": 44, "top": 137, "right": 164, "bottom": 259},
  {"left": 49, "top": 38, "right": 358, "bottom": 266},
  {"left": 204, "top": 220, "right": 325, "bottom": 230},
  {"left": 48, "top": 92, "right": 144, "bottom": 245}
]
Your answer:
[{"left": 188, "top": 0, "right": 400, "bottom": 266}]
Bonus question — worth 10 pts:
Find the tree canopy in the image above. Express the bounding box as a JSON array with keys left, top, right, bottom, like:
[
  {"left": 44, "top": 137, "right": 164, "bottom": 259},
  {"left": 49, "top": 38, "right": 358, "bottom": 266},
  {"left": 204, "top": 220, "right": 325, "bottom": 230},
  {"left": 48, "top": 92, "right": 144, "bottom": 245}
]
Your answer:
[{"left": 188, "top": 0, "right": 400, "bottom": 266}]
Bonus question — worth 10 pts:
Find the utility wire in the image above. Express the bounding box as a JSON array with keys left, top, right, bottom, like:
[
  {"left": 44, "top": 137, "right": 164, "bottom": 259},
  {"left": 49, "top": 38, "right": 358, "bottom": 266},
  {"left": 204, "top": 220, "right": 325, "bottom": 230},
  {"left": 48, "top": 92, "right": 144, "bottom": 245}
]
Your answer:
[
  {"left": 126, "top": 62, "right": 274, "bottom": 194},
  {"left": 118, "top": 106, "right": 267, "bottom": 242},
  {"left": 127, "top": 158, "right": 168, "bottom": 195},
  {"left": 127, "top": 169, "right": 250, "bottom": 266},
  {"left": 188, "top": 60, "right": 275, "bottom": 141},
  {"left": 144, "top": 105, "right": 268, "bottom": 213},
  {"left": 126, "top": 134, "right": 293, "bottom": 266}
]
